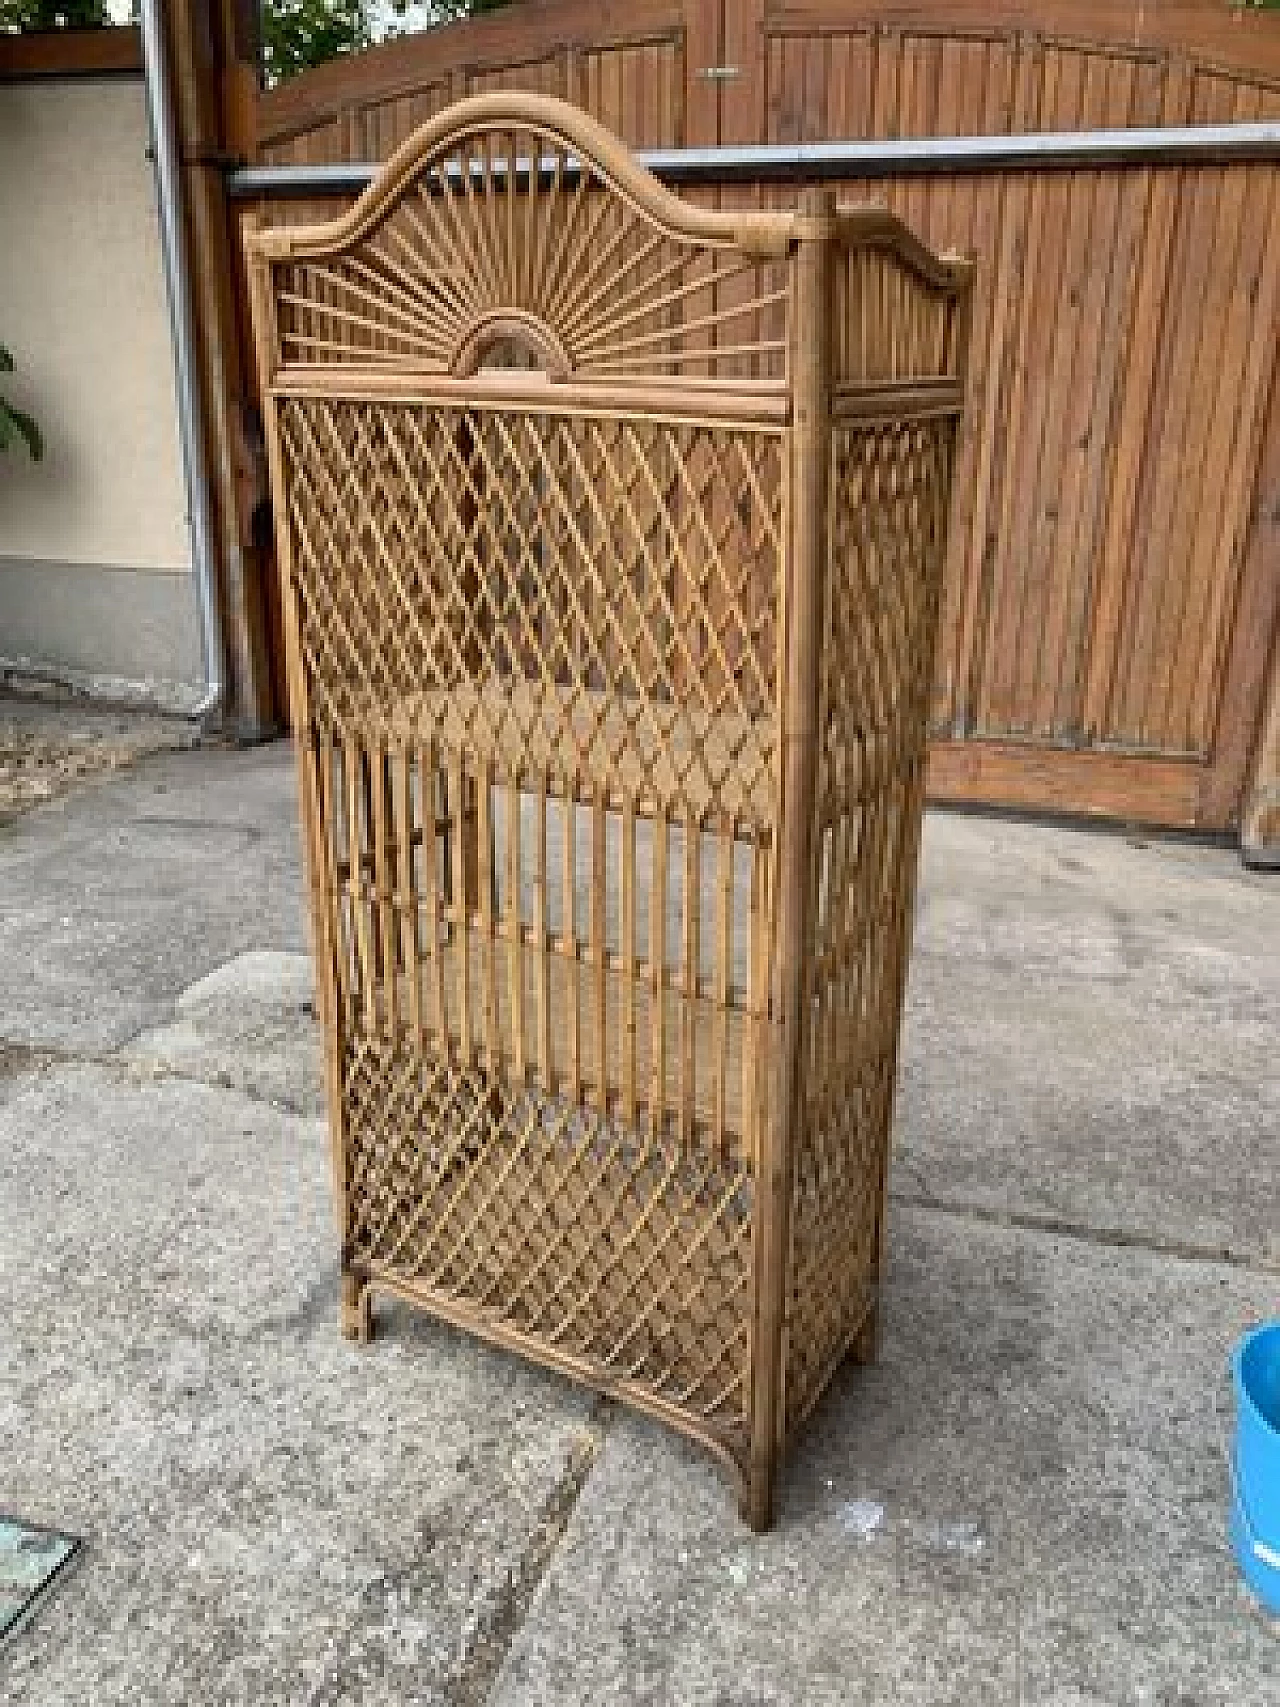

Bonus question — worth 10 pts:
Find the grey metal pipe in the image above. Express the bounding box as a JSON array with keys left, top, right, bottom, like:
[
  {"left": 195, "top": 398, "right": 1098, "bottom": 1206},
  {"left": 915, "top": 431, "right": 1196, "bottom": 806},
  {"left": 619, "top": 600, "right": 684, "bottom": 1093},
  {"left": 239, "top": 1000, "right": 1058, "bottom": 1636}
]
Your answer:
[
  {"left": 226, "top": 119, "right": 1280, "bottom": 199},
  {"left": 643, "top": 121, "right": 1280, "bottom": 180},
  {"left": 140, "top": 0, "right": 224, "bottom": 725}
]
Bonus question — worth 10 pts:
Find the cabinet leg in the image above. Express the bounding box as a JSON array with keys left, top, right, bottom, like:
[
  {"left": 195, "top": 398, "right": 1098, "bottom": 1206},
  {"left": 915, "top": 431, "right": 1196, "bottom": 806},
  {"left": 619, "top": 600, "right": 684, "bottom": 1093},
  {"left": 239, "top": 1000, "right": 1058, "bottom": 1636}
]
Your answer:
[
  {"left": 340, "top": 1271, "right": 373, "bottom": 1344},
  {"left": 851, "top": 1299, "right": 880, "bottom": 1366},
  {"left": 743, "top": 1455, "right": 776, "bottom": 1533}
]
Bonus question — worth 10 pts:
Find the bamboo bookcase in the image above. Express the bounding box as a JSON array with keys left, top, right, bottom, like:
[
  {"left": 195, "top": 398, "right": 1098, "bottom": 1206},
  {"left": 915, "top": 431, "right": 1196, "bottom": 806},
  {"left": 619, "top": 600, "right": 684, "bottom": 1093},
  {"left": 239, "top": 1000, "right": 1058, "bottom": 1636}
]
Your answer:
[{"left": 247, "top": 92, "right": 973, "bottom": 1529}]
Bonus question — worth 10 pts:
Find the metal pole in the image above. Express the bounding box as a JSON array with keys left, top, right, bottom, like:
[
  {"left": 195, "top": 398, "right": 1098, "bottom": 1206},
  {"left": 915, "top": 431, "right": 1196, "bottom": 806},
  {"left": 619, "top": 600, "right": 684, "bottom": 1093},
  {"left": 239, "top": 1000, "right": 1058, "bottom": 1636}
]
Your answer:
[
  {"left": 140, "top": 0, "right": 225, "bottom": 726},
  {"left": 226, "top": 120, "right": 1280, "bottom": 200}
]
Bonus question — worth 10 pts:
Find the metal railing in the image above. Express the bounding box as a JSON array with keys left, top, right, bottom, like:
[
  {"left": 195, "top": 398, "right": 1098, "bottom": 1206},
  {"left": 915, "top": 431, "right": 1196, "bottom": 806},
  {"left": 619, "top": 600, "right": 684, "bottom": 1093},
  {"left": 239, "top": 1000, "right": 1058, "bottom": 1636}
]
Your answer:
[{"left": 227, "top": 121, "right": 1280, "bottom": 198}]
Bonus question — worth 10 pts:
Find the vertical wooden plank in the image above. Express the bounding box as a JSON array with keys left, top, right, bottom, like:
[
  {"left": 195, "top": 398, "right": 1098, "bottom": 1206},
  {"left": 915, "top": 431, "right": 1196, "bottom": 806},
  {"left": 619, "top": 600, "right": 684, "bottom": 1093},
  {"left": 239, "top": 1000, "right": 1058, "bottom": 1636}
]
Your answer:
[
  {"left": 805, "top": 31, "right": 829, "bottom": 145},
  {"left": 825, "top": 31, "right": 852, "bottom": 141},
  {"left": 1020, "top": 53, "right": 1111, "bottom": 737},
  {"left": 1166, "top": 100, "right": 1278, "bottom": 752},
  {"left": 165, "top": 0, "right": 276, "bottom": 736},
  {"left": 1191, "top": 169, "right": 1280, "bottom": 759},
  {"left": 1050, "top": 54, "right": 1164, "bottom": 735},
  {"left": 1148, "top": 136, "right": 1252, "bottom": 750},
  {"left": 581, "top": 39, "right": 599, "bottom": 123},
  {"left": 1120, "top": 73, "right": 1239, "bottom": 749},
  {"left": 921, "top": 31, "right": 987, "bottom": 730},
  {"left": 958, "top": 35, "right": 1043, "bottom": 728},
  {"left": 982, "top": 44, "right": 1080, "bottom": 735},
  {"left": 599, "top": 31, "right": 623, "bottom": 138},
  {"left": 1241, "top": 632, "right": 1280, "bottom": 865},
  {"left": 849, "top": 29, "right": 879, "bottom": 140},
  {"left": 1081, "top": 57, "right": 1194, "bottom": 741},
  {"left": 643, "top": 42, "right": 664, "bottom": 147},
  {"left": 871, "top": 23, "right": 903, "bottom": 137},
  {"left": 773, "top": 30, "right": 803, "bottom": 145},
  {"left": 684, "top": 0, "right": 720, "bottom": 148},
  {"left": 763, "top": 26, "right": 785, "bottom": 144},
  {"left": 896, "top": 33, "right": 937, "bottom": 247},
  {"left": 722, "top": 0, "right": 766, "bottom": 146}
]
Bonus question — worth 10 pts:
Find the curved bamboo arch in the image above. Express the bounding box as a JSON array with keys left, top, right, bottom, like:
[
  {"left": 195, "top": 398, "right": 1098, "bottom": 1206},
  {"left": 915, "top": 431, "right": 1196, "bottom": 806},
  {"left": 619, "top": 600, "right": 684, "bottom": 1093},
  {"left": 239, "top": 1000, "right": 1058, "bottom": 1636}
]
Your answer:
[
  {"left": 248, "top": 90, "right": 969, "bottom": 292},
  {"left": 247, "top": 89, "right": 971, "bottom": 389},
  {"left": 249, "top": 91, "right": 794, "bottom": 262}
]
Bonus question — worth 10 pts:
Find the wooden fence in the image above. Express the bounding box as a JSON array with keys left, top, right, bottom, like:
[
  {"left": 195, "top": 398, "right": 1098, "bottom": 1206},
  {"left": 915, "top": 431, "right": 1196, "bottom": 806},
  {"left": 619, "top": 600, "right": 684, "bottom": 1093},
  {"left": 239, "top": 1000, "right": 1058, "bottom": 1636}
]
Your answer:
[{"left": 229, "top": 0, "right": 1280, "bottom": 838}]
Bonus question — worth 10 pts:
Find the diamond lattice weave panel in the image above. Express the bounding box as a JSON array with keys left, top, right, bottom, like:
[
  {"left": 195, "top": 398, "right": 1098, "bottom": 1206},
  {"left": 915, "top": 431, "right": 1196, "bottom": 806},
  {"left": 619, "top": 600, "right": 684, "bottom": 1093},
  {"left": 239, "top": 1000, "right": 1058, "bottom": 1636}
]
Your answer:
[
  {"left": 343, "top": 1033, "right": 753, "bottom": 1433},
  {"left": 784, "top": 417, "right": 956, "bottom": 1436},
  {"left": 279, "top": 400, "right": 784, "bottom": 828}
]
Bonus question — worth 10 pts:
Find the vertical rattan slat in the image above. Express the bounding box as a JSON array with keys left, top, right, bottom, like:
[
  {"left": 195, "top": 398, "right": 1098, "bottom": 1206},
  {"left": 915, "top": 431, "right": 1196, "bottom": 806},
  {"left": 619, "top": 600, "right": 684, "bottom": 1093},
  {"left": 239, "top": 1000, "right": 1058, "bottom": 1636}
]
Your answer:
[{"left": 247, "top": 91, "right": 972, "bottom": 1529}]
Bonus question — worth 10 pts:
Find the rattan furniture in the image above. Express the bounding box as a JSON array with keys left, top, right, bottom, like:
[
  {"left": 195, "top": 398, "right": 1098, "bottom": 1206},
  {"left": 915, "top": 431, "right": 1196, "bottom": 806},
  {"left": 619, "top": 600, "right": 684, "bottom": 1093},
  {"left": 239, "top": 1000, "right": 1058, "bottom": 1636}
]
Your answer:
[{"left": 247, "top": 93, "right": 972, "bottom": 1529}]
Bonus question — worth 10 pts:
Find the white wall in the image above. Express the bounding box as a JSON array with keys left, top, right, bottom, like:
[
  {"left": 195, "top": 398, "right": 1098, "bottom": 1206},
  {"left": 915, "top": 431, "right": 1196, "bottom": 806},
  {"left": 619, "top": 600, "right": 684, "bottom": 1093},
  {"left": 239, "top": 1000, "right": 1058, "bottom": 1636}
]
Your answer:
[{"left": 0, "top": 72, "right": 199, "bottom": 702}]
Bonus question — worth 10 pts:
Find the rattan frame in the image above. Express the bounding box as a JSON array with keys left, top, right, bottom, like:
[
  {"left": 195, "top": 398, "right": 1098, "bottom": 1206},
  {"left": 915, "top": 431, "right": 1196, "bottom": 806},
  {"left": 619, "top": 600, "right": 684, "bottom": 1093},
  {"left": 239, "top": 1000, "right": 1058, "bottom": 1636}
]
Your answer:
[{"left": 247, "top": 92, "right": 972, "bottom": 1530}]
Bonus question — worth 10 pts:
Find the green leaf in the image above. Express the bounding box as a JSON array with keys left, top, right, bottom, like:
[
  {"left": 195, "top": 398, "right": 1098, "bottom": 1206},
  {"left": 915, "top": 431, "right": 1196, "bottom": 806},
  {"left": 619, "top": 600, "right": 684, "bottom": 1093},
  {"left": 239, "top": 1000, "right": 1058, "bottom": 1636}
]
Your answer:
[
  {"left": 0, "top": 399, "right": 43, "bottom": 459},
  {"left": 10, "top": 405, "right": 44, "bottom": 460},
  {"left": 0, "top": 339, "right": 40, "bottom": 456}
]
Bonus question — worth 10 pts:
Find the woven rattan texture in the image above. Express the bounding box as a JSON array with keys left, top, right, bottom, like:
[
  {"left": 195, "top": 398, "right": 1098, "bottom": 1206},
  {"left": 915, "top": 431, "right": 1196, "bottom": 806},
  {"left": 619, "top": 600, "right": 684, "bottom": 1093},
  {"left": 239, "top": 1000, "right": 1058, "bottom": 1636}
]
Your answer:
[
  {"left": 278, "top": 400, "right": 784, "bottom": 827},
  {"left": 249, "top": 93, "right": 971, "bottom": 1526},
  {"left": 784, "top": 417, "right": 957, "bottom": 1437},
  {"left": 343, "top": 1035, "right": 753, "bottom": 1437}
]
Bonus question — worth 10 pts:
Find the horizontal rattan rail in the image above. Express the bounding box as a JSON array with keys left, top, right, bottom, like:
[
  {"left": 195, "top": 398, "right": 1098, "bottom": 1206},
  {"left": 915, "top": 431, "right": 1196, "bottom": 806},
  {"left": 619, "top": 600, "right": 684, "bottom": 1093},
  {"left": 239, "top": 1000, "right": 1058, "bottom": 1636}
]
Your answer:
[{"left": 247, "top": 90, "right": 973, "bottom": 1529}]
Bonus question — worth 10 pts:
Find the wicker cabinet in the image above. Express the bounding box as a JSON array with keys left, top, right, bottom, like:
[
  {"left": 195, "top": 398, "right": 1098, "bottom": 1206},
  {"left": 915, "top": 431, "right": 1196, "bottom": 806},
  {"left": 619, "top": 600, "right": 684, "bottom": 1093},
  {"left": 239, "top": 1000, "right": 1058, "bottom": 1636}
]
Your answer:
[{"left": 248, "top": 93, "right": 972, "bottom": 1529}]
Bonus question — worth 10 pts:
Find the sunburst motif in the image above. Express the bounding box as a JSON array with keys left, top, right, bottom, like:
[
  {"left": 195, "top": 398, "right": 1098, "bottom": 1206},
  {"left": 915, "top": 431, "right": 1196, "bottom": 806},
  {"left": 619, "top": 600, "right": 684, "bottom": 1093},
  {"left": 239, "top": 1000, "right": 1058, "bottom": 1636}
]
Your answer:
[{"left": 267, "top": 98, "right": 793, "bottom": 384}]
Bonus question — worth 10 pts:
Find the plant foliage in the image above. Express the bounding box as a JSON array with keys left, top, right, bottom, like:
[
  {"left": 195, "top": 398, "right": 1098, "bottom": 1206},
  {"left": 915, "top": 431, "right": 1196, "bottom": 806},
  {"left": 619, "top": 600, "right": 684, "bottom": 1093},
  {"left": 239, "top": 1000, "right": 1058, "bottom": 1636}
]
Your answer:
[
  {"left": 0, "top": 346, "right": 43, "bottom": 461},
  {"left": 261, "top": 2, "right": 513, "bottom": 84},
  {"left": 0, "top": 1, "right": 108, "bottom": 25},
  {"left": 260, "top": 0, "right": 370, "bottom": 83}
]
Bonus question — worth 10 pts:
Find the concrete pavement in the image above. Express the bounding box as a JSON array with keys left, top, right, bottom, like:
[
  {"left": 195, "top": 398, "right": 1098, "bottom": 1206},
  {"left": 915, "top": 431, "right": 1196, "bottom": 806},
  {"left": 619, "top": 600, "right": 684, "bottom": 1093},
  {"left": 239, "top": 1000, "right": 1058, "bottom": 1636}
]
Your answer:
[{"left": 0, "top": 713, "right": 1275, "bottom": 1703}]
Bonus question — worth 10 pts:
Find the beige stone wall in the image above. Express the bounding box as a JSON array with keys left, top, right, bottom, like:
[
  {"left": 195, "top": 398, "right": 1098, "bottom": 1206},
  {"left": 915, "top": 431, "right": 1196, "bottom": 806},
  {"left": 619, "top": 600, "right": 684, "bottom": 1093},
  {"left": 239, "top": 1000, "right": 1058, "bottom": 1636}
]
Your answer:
[
  {"left": 0, "top": 73, "right": 190, "bottom": 569},
  {"left": 0, "top": 73, "right": 199, "bottom": 700}
]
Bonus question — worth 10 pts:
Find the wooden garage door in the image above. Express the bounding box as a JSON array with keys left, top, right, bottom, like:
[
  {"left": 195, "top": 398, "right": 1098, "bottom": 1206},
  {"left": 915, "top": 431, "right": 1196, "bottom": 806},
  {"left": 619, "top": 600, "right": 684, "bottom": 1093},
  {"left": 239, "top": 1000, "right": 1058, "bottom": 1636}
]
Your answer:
[{"left": 244, "top": 0, "right": 1280, "bottom": 831}]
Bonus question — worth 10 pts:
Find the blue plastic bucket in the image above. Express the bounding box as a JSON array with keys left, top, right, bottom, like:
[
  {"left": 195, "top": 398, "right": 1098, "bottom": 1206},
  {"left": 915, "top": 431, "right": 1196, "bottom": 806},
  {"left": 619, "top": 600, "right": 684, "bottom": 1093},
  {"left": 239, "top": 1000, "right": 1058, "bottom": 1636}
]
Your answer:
[{"left": 1230, "top": 1321, "right": 1280, "bottom": 1614}]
